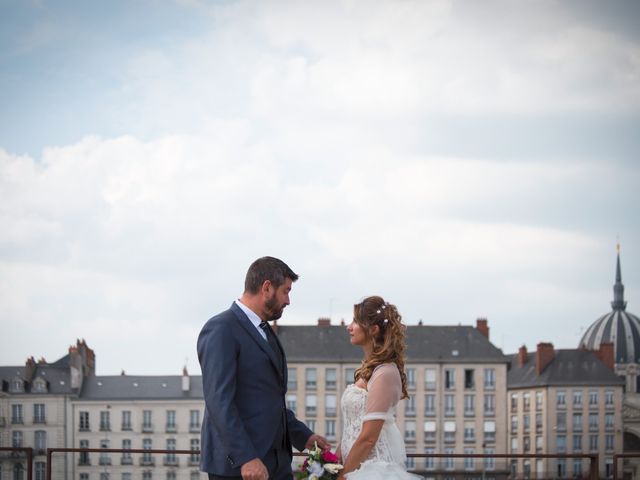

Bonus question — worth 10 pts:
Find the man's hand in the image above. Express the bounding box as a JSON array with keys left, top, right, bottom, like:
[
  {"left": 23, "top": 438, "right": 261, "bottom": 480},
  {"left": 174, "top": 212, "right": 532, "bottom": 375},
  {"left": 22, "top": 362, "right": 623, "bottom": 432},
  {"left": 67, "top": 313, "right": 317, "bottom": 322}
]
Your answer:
[
  {"left": 305, "top": 433, "right": 331, "bottom": 451},
  {"left": 240, "top": 458, "right": 268, "bottom": 480}
]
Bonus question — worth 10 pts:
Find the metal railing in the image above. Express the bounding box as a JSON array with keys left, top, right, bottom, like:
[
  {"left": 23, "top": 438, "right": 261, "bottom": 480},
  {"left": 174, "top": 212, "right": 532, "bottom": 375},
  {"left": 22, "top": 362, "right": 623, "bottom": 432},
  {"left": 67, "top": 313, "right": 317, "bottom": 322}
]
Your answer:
[
  {"left": 42, "top": 448, "right": 603, "bottom": 480},
  {"left": 0, "top": 447, "right": 34, "bottom": 480},
  {"left": 613, "top": 452, "right": 640, "bottom": 480}
]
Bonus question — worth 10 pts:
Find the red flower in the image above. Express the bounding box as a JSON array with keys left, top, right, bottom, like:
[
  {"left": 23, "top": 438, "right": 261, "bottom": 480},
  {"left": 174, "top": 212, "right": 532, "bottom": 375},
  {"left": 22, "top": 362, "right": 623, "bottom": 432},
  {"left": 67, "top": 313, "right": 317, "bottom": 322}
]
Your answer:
[
  {"left": 302, "top": 458, "right": 309, "bottom": 470},
  {"left": 322, "top": 450, "right": 339, "bottom": 463}
]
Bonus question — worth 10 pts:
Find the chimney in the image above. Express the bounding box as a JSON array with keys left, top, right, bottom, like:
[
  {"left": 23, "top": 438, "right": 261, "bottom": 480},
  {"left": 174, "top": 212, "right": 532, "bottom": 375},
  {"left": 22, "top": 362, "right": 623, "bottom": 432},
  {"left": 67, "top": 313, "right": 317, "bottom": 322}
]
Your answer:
[
  {"left": 536, "top": 342, "right": 555, "bottom": 375},
  {"left": 476, "top": 318, "right": 489, "bottom": 339},
  {"left": 25, "top": 356, "right": 36, "bottom": 381},
  {"left": 517, "top": 345, "right": 528, "bottom": 367},
  {"left": 595, "top": 342, "right": 615, "bottom": 370},
  {"left": 182, "top": 366, "right": 190, "bottom": 392},
  {"left": 317, "top": 317, "right": 331, "bottom": 327}
]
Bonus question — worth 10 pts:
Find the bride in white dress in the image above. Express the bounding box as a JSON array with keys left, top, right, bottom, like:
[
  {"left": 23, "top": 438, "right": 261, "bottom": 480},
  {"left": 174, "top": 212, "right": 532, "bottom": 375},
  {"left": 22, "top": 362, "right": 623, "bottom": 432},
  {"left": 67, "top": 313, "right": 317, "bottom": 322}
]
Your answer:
[{"left": 337, "top": 296, "right": 423, "bottom": 480}]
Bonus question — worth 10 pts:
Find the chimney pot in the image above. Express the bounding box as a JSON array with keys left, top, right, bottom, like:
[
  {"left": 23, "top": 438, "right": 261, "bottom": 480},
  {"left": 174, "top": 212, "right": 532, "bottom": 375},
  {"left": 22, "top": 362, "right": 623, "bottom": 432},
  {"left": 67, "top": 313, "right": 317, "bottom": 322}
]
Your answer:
[
  {"left": 536, "top": 342, "right": 555, "bottom": 375},
  {"left": 476, "top": 318, "right": 489, "bottom": 339},
  {"left": 317, "top": 317, "right": 331, "bottom": 327}
]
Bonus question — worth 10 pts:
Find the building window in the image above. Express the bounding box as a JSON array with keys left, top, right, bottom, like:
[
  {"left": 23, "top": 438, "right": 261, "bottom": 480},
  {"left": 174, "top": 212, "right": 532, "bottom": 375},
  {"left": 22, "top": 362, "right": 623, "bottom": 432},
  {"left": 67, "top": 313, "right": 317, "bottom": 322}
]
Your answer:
[
  {"left": 523, "top": 392, "right": 531, "bottom": 411},
  {"left": 286, "top": 394, "right": 297, "bottom": 414},
  {"left": 80, "top": 474, "right": 89, "bottom": 480},
  {"left": 589, "top": 435, "right": 598, "bottom": 451},
  {"left": 79, "top": 439, "right": 90, "bottom": 465},
  {"left": 404, "top": 421, "right": 416, "bottom": 442},
  {"left": 142, "top": 410, "right": 153, "bottom": 432},
  {"left": 424, "top": 421, "right": 436, "bottom": 443},
  {"left": 345, "top": 368, "right": 355, "bottom": 386},
  {"left": 536, "top": 413, "right": 542, "bottom": 432},
  {"left": 166, "top": 471, "right": 176, "bottom": 480},
  {"left": 33, "top": 404, "right": 46, "bottom": 424},
  {"left": 13, "top": 464, "right": 25, "bottom": 480},
  {"left": 35, "top": 462, "right": 45, "bottom": 480},
  {"left": 287, "top": 367, "right": 297, "bottom": 390},
  {"left": 589, "top": 412, "right": 598, "bottom": 431},
  {"left": 484, "top": 448, "right": 495, "bottom": 470},
  {"left": 10, "top": 379, "right": 24, "bottom": 393},
  {"left": 306, "top": 419, "right": 316, "bottom": 431},
  {"left": 405, "top": 395, "right": 415, "bottom": 416},
  {"left": 510, "top": 393, "right": 518, "bottom": 411},
  {"left": 557, "top": 459, "right": 566, "bottom": 478},
  {"left": 12, "top": 431, "right": 23, "bottom": 448},
  {"left": 589, "top": 390, "right": 598, "bottom": 407},
  {"left": 464, "top": 394, "right": 475, "bottom": 416},
  {"left": 166, "top": 410, "right": 176, "bottom": 432},
  {"left": 573, "top": 459, "right": 582, "bottom": 478},
  {"left": 190, "top": 438, "right": 200, "bottom": 463},
  {"left": 556, "top": 435, "right": 566, "bottom": 453},
  {"left": 484, "top": 368, "right": 495, "bottom": 389},
  {"left": 523, "top": 414, "right": 530, "bottom": 433},
  {"left": 573, "top": 413, "right": 583, "bottom": 432},
  {"left": 484, "top": 421, "right": 496, "bottom": 443},
  {"left": 34, "top": 431, "right": 47, "bottom": 452},
  {"left": 142, "top": 438, "right": 153, "bottom": 464},
  {"left": 463, "top": 422, "right": 475, "bottom": 442},
  {"left": 425, "top": 394, "right": 436, "bottom": 416},
  {"left": 325, "top": 368, "right": 337, "bottom": 390},
  {"left": 100, "top": 473, "right": 110, "bottom": 480},
  {"left": 444, "top": 369, "right": 455, "bottom": 389},
  {"left": 122, "top": 439, "right": 132, "bottom": 463},
  {"left": 79, "top": 411, "right": 90, "bottom": 431},
  {"left": 100, "top": 439, "right": 111, "bottom": 465},
  {"left": 122, "top": 410, "right": 132, "bottom": 430},
  {"left": 484, "top": 394, "right": 495, "bottom": 416},
  {"left": 444, "top": 448, "right": 454, "bottom": 470},
  {"left": 523, "top": 436, "right": 531, "bottom": 452},
  {"left": 325, "top": 394, "right": 337, "bottom": 417},
  {"left": 305, "top": 368, "right": 317, "bottom": 389},
  {"left": 305, "top": 395, "right": 317, "bottom": 416},
  {"left": 557, "top": 390, "right": 566, "bottom": 407},
  {"left": 605, "top": 412, "right": 614, "bottom": 430},
  {"left": 425, "top": 368, "right": 436, "bottom": 390},
  {"left": 605, "top": 434, "right": 615, "bottom": 452},
  {"left": 425, "top": 448, "right": 435, "bottom": 470},
  {"left": 142, "top": 472, "right": 151, "bottom": 480},
  {"left": 536, "top": 391, "right": 543, "bottom": 410},
  {"left": 511, "top": 437, "right": 518, "bottom": 453},
  {"left": 573, "top": 435, "right": 582, "bottom": 452},
  {"left": 605, "top": 390, "right": 614, "bottom": 407},
  {"left": 165, "top": 438, "right": 177, "bottom": 465},
  {"left": 464, "top": 448, "right": 474, "bottom": 470},
  {"left": 407, "top": 368, "right": 416, "bottom": 389},
  {"left": 325, "top": 420, "right": 336, "bottom": 439},
  {"left": 100, "top": 411, "right": 110, "bottom": 431},
  {"left": 444, "top": 394, "right": 455, "bottom": 416},
  {"left": 122, "top": 474, "right": 132, "bottom": 480},
  {"left": 444, "top": 421, "right": 456, "bottom": 443},
  {"left": 573, "top": 390, "right": 583, "bottom": 407},
  {"left": 189, "top": 410, "right": 200, "bottom": 432},
  {"left": 32, "top": 378, "right": 47, "bottom": 393},
  {"left": 11, "top": 404, "right": 23, "bottom": 424},
  {"left": 464, "top": 369, "right": 475, "bottom": 389},
  {"left": 557, "top": 412, "right": 567, "bottom": 431}
]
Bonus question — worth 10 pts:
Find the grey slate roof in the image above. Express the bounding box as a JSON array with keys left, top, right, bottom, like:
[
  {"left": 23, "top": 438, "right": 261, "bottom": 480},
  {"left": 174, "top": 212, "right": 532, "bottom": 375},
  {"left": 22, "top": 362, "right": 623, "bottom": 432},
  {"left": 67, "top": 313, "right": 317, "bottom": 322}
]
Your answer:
[
  {"left": 79, "top": 375, "right": 204, "bottom": 400},
  {"left": 278, "top": 325, "right": 507, "bottom": 363},
  {"left": 506, "top": 349, "right": 625, "bottom": 389},
  {"left": 0, "top": 365, "right": 73, "bottom": 395}
]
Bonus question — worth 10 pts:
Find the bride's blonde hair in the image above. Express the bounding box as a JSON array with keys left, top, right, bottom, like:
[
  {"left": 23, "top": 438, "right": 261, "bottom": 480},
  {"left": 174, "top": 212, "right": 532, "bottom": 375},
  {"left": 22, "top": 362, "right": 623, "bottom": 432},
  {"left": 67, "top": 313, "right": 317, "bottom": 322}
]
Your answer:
[{"left": 353, "top": 295, "right": 409, "bottom": 399}]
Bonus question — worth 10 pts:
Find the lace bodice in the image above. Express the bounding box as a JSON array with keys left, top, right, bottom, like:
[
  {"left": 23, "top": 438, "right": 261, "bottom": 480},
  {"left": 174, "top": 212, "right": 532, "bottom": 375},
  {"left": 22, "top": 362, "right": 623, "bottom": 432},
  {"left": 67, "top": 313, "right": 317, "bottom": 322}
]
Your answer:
[{"left": 340, "top": 364, "right": 407, "bottom": 466}]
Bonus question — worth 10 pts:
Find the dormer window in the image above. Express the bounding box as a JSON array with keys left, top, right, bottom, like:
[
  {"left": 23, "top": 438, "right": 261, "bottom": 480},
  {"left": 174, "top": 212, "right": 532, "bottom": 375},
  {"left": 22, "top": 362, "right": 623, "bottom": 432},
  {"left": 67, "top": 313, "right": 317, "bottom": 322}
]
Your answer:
[
  {"left": 10, "top": 378, "right": 24, "bottom": 393},
  {"left": 32, "top": 378, "right": 47, "bottom": 393}
]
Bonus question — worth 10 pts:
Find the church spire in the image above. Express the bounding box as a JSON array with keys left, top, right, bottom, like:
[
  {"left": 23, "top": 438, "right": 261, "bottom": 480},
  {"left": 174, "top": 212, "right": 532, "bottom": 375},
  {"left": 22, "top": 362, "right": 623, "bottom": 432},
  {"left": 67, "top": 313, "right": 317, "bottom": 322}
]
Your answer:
[{"left": 611, "top": 243, "right": 627, "bottom": 311}]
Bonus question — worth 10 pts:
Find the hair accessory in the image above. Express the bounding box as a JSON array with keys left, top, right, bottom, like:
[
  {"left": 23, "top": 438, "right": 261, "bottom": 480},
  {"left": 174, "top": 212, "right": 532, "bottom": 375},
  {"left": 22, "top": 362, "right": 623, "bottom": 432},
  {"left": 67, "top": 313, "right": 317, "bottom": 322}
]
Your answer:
[
  {"left": 376, "top": 309, "right": 381, "bottom": 314},
  {"left": 381, "top": 304, "right": 387, "bottom": 310},
  {"left": 383, "top": 319, "right": 389, "bottom": 325}
]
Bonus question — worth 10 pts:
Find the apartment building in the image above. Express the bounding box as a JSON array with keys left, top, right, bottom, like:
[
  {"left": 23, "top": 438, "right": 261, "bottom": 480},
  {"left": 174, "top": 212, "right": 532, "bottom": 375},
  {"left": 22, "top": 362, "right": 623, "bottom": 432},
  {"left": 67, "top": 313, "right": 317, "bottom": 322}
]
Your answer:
[
  {"left": 507, "top": 342, "right": 624, "bottom": 479},
  {"left": 278, "top": 317, "right": 510, "bottom": 477}
]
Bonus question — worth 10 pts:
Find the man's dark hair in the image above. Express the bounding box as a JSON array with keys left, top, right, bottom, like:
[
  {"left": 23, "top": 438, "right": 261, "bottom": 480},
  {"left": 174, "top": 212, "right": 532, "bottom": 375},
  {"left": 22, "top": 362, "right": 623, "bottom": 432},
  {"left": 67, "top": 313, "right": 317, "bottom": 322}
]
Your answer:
[{"left": 244, "top": 256, "right": 299, "bottom": 294}]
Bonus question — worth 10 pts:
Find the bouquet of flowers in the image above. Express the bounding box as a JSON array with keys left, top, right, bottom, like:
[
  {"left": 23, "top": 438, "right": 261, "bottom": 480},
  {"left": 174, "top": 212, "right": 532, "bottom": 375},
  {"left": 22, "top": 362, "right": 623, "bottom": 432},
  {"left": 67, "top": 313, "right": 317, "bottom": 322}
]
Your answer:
[{"left": 295, "top": 442, "right": 343, "bottom": 480}]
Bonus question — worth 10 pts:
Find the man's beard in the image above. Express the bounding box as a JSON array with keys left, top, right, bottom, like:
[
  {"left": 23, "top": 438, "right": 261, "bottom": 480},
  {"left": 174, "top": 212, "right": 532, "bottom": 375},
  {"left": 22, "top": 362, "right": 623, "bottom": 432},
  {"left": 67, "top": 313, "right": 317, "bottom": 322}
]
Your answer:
[{"left": 265, "top": 294, "right": 284, "bottom": 321}]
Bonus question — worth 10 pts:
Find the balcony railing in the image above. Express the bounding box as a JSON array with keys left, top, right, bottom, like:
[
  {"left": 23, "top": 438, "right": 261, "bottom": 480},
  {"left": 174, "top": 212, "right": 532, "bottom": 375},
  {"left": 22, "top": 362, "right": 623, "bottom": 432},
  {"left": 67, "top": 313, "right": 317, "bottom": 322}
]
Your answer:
[{"left": 45, "top": 448, "right": 601, "bottom": 480}]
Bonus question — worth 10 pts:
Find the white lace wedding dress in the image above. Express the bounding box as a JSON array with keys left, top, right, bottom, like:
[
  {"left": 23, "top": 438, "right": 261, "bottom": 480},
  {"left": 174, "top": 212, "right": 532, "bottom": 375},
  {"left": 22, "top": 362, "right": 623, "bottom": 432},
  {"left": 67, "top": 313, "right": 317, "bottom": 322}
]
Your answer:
[{"left": 340, "top": 363, "right": 423, "bottom": 480}]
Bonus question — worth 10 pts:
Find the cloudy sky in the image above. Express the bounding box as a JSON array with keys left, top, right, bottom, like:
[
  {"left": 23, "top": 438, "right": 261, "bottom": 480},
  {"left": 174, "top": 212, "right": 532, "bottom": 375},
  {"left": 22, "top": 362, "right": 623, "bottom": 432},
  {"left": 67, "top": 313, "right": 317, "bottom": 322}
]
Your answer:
[{"left": 1, "top": 0, "right": 639, "bottom": 376}]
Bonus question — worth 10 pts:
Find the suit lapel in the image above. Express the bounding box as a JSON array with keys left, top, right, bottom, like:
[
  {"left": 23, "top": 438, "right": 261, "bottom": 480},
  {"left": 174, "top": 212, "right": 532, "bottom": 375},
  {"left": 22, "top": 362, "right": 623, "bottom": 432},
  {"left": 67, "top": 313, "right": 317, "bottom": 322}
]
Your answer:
[{"left": 230, "top": 303, "right": 283, "bottom": 379}]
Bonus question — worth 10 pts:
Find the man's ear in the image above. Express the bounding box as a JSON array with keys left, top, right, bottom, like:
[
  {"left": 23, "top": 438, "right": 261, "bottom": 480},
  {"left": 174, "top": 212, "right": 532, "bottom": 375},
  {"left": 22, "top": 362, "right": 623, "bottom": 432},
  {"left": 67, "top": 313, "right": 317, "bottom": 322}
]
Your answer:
[{"left": 260, "top": 280, "right": 273, "bottom": 296}]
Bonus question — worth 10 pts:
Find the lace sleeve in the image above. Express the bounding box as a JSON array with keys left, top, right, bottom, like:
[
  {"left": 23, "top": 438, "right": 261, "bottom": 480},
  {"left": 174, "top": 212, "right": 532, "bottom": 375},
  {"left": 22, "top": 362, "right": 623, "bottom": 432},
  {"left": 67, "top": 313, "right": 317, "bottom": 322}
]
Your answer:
[{"left": 362, "top": 363, "right": 401, "bottom": 422}]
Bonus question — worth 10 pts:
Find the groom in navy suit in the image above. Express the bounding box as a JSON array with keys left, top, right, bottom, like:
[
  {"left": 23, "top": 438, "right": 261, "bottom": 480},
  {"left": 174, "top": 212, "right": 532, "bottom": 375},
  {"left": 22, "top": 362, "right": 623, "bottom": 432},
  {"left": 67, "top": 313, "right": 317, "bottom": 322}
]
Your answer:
[{"left": 198, "top": 256, "right": 330, "bottom": 480}]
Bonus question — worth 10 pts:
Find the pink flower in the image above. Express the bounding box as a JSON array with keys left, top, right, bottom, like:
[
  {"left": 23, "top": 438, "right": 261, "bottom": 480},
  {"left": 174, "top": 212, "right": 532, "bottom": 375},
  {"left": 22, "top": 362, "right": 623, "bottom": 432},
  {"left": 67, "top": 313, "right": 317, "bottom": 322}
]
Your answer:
[{"left": 322, "top": 450, "right": 339, "bottom": 463}]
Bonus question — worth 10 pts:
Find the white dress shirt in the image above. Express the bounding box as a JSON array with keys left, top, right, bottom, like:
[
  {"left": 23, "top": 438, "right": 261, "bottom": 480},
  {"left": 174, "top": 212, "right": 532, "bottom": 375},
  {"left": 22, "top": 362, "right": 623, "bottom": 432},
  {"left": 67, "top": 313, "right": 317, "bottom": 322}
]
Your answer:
[{"left": 235, "top": 299, "right": 267, "bottom": 341}]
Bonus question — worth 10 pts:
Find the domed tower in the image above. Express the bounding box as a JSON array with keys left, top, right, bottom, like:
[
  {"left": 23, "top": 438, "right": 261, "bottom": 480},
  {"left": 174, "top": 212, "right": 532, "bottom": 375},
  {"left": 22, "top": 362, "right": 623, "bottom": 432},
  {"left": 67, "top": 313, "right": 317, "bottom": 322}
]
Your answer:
[{"left": 579, "top": 245, "right": 640, "bottom": 392}]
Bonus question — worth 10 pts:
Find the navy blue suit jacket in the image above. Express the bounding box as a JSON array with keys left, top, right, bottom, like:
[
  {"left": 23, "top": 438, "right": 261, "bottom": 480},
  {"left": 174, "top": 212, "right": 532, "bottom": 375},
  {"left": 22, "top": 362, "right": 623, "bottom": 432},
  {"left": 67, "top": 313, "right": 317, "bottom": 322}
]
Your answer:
[{"left": 197, "top": 302, "right": 312, "bottom": 475}]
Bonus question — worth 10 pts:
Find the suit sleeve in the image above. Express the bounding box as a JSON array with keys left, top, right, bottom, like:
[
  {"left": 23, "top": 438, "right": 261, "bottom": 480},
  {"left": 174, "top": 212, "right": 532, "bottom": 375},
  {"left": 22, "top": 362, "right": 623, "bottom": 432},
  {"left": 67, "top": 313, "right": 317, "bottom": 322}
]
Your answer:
[
  {"left": 198, "top": 319, "right": 257, "bottom": 466},
  {"left": 286, "top": 408, "right": 313, "bottom": 451}
]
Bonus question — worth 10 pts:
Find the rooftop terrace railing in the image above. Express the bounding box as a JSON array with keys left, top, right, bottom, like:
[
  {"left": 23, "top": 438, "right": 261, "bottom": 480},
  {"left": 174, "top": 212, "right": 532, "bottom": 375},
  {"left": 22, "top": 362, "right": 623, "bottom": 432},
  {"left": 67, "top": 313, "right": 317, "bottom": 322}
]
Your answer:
[
  {"left": 42, "top": 448, "right": 603, "bottom": 480},
  {"left": 0, "top": 447, "right": 34, "bottom": 480}
]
